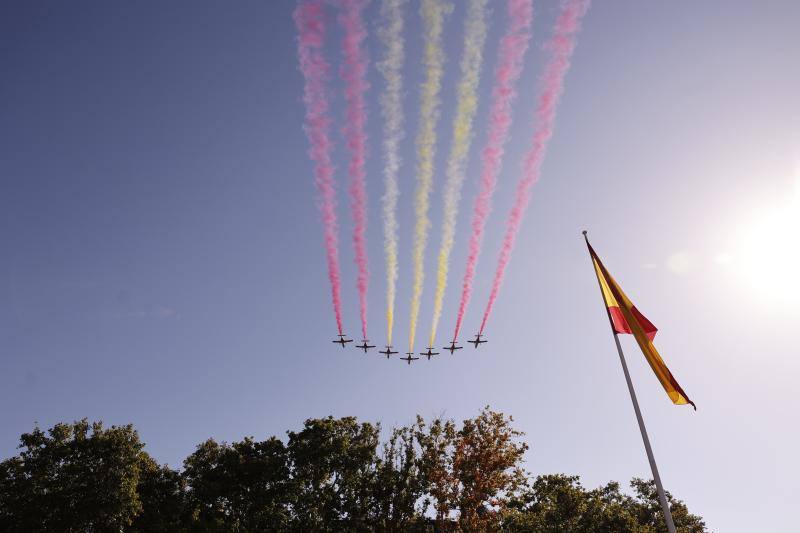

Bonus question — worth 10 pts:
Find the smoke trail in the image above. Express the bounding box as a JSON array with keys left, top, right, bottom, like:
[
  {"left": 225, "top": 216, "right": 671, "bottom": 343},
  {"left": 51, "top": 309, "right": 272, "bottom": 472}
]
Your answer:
[
  {"left": 294, "top": 0, "right": 344, "bottom": 334},
  {"left": 408, "top": 0, "right": 452, "bottom": 351},
  {"left": 377, "top": 0, "right": 407, "bottom": 346},
  {"left": 428, "top": 0, "right": 489, "bottom": 347},
  {"left": 480, "top": 0, "right": 591, "bottom": 334},
  {"left": 452, "top": 0, "right": 534, "bottom": 342},
  {"left": 338, "top": 0, "right": 371, "bottom": 340}
]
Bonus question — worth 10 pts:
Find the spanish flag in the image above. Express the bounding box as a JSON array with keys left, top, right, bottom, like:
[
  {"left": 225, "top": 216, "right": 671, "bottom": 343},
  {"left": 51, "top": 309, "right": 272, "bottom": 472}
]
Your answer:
[{"left": 588, "top": 240, "right": 695, "bottom": 409}]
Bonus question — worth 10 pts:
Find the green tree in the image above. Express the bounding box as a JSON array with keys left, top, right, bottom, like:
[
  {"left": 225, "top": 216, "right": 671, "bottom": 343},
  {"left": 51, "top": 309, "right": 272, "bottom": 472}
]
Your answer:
[
  {"left": 628, "top": 478, "right": 706, "bottom": 533},
  {"left": 0, "top": 411, "right": 708, "bottom": 532},
  {"left": 181, "top": 436, "right": 291, "bottom": 532},
  {"left": 0, "top": 420, "right": 147, "bottom": 532},
  {"left": 129, "top": 457, "right": 187, "bottom": 532},
  {"left": 371, "top": 425, "right": 426, "bottom": 530},
  {"left": 503, "top": 474, "right": 706, "bottom": 533},
  {"left": 286, "top": 416, "right": 380, "bottom": 531},
  {"left": 415, "top": 414, "right": 458, "bottom": 527}
]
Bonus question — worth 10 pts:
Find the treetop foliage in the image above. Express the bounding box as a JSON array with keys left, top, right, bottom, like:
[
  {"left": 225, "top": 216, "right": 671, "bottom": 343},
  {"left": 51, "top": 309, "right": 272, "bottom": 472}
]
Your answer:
[{"left": 0, "top": 408, "right": 706, "bottom": 532}]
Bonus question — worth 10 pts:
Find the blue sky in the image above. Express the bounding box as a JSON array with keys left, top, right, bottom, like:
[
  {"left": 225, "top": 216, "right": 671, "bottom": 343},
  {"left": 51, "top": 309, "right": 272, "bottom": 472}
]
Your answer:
[{"left": 2, "top": 1, "right": 799, "bottom": 531}]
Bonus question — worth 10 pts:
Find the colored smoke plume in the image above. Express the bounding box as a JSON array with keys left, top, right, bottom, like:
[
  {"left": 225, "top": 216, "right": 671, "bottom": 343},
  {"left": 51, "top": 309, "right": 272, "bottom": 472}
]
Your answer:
[
  {"left": 453, "top": 0, "right": 534, "bottom": 341},
  {"left": 429, "top": 0, "right": 489, "bottom": 347},
  {"left": 339, "top": 0, "right": 371, "bottom": 340},
  {"left": 294, "top": 0, "right": 344, "bottom": 334},
  {"left": 407, "top": 0, "right": 452, "bottom": 351},
  {"left": 480, "top": 0, "right": 591, "bottom": 334}
]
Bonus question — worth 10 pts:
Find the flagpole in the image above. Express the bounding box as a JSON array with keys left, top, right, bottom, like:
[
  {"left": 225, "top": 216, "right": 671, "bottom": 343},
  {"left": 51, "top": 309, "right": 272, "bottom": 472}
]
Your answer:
[{"left": 582, "top": 231, "right": 677, "bottom": 533}]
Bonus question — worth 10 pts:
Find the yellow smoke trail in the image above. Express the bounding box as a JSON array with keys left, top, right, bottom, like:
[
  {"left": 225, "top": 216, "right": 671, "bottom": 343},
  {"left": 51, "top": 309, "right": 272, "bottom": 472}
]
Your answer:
[
  {"left": 408, "top": 0, "right": 452, "bottom": 351},
  {"left": 428, "top": 0, "right": 488, "bottom": 347},
  {"left": 378, "top": 0, "right": 406, "bottom": 347}
]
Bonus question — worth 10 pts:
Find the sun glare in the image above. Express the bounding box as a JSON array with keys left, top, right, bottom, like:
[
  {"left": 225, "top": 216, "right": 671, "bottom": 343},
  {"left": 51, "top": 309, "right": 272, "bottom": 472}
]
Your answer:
[{"left": 736, "top": 176, "right": 800, "bottom": 303}]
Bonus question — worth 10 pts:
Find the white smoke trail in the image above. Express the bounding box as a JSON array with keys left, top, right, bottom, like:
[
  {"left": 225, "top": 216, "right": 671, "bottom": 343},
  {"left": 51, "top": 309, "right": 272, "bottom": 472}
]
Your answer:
[{"left": 377, "top": 0, "right": 407, "bottom": 347}]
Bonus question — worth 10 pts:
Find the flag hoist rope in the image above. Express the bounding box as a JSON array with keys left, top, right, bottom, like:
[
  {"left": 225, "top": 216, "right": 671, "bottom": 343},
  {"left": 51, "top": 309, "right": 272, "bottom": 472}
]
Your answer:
[{"left": 582, "top": 230, "right": 677, "bottom": 533}]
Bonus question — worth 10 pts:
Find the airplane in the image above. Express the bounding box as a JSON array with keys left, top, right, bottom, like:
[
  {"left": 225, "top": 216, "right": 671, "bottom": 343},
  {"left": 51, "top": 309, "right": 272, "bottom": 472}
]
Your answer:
[
  {"left": 333, "top": 334, "right": 353, "bottom": 348},
  {"left": 420, "top": 347, "right": 439, "bottom": 360},
  {"left": 378, "top": 346, "right": 398, "bottom": 358},
  {"left": 468, "top": 334, "right": 487, "bottom": 348},
  {"left": 443, "top": 341, "right": 463, "bottom": 354},
  {"left": 401, "top": 352, "right": 419, "bottom": 365},
  {"left": 356, "top": 340, "right": 376, "bottom": 353}
]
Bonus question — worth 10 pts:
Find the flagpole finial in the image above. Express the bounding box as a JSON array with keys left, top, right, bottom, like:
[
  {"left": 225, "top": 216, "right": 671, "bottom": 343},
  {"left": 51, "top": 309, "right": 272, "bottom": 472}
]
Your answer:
[{"left": 582, "top": 230, "right": 587, "bottom": 236}]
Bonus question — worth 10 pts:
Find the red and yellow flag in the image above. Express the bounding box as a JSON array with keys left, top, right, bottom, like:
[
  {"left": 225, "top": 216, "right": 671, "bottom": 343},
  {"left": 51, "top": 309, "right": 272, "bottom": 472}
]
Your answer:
[{"left": 589, "top": 242, "right": 695, "bottom": 409}]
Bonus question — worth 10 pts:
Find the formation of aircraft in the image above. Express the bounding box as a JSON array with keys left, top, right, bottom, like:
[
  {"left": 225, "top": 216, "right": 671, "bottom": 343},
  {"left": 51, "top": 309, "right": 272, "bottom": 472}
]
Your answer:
[
  {"left": 334, "top": 333, "right": 485, "bottom": 362},
  {"left": 420, "top": 347, "right": 439, "bottom": 360},
  {"left": 333, "top": 334, "right": 353, "bottom": 348},
  {"left": 444, "top": 341, "right": 462, "bottom": 354},
  {"left": 468, "top": 334, "right": 487, "bottom": 348},
  {"left": 379, "top": 346, "right": 398, "bottom": 358},
  {"left": 401, "top": 352, "right": 419, "bottom": 365},
  {"left": 356, "top": 340, "right": 376, "bottom": 353}
]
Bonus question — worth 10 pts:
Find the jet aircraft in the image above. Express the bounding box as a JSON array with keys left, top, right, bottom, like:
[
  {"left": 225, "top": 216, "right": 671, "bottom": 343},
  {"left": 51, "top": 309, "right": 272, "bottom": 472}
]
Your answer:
[
  {"left": 401, "top": 352, "right": 419, "bottom": 365},
  {"left": 333, "top": 334, "right": 353, "bottom": 348},
  {"left": 356, "top": 340, "right": 376, "bottom": 353},
  {"left": 420, "top": 347, "right": 439, "bottom": 360},
  {"left": 443, "top": 341, "right": 462, "bottom": 354},
  {"left": 379, "top": 346, "right": 398, "bottom": 358},
  {"left": 468, "top": 334, "right": 487, "bottom": 348}
]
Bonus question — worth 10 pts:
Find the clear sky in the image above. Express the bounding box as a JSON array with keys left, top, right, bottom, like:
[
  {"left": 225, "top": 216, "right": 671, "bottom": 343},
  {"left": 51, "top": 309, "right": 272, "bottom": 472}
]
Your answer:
[{"left": 2, "top": 1, "right": 799, "bottom": 531}]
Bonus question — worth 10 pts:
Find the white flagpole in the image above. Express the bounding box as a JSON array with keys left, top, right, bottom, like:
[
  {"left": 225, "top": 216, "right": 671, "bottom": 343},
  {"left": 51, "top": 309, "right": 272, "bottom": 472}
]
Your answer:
[{"left": 582, "top": 231, "right": 677, "bottom": 533}]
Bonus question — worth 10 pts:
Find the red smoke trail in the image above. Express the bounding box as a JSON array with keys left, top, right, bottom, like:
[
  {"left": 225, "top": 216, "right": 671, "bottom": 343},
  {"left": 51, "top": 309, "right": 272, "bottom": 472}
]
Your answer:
[
  {"left": 339, "top": 0, "right": 371, "bottom": 340},
  {"left": 479, "top": 0, "right": 590, "bottom": 335},
  {"left": 294, "top": 0, "right": 344, "bottom": 334},
  {"left": 452, "top": 0, "right": 534, "bottom": 342}
]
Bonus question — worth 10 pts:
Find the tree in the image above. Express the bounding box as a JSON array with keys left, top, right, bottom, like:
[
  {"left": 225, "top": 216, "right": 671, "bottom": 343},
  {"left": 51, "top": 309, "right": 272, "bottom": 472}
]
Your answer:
[
  {"left": 414, "top": 408, "right": 529, "bottom": 531},
  {"left": 0, "top": 420, "right": 148, "bottom": 532},
  {"left": 0, "top": 411, "right": 707, "bottom": 532},
  {"left": 627, "top": 478, "right": 706, "bottom": 533},
  {"left": 286, "top": 416, "right": 380, "bottom": 531},
  {"left": 129, "top": 457, "right": 187, "bottom": 532},
  {"left": 371, "top": 425, "right": 426, "bottom": 530},
  {"left": 181, "top": 436, "right": 292, "bottom": 532},
  {"left": 415, "top": 414, "right": 459, "bottom": 527},
  {"left": 503, "top": 474, "right": 706, "bottom": 532},
  {"left": 452, "top": 409, "right": 529, "bottom": 530}
]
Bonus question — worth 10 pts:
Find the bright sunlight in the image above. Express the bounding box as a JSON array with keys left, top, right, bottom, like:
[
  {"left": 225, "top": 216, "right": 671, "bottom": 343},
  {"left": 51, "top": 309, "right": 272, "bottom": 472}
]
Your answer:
[{"left": 736, "top": 172, "right": 800, "bottom": 303}]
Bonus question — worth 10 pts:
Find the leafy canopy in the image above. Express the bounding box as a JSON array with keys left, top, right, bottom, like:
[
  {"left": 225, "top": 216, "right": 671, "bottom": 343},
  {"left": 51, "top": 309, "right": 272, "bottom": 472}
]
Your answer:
[{"left": 0, "top": 408, "right": 706, "bottom": 532}]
